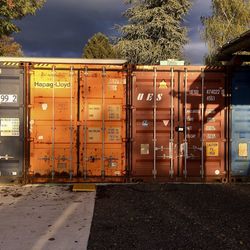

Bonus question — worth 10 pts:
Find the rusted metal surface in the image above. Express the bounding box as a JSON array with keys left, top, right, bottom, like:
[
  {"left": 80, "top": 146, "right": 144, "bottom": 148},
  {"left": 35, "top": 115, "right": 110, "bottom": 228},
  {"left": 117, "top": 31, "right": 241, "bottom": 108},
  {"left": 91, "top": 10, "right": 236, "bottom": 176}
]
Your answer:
[
  {"left": 78, "top": 67, "right": 126, "bottom": 178},
  {"left": 0, "top": 57, "right": 231, "bottom": 183},
  {"left": 28, "top": 62, "right": 127, "bottom": 181},
  {"left": 29, "top": 66, "right": 78, "bottom": 179},
  {"left": 131, "top": 66, "right": 227, "bottom": 181}
]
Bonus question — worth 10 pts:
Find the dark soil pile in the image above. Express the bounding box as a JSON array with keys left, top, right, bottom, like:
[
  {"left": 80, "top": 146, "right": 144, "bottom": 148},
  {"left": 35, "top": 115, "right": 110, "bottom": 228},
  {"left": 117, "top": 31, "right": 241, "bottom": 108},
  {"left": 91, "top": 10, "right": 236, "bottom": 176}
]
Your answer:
[{"left": 87, "top": 184, "right": 250, "bottom": 250}]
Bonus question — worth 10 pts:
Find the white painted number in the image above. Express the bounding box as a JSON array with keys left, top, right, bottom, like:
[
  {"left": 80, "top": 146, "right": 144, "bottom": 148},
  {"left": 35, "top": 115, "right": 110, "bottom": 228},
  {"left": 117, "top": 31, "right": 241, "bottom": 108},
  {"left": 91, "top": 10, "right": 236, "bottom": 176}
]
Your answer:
[{"left": 0, "top": 94, "right": 18, "bottom": 103}]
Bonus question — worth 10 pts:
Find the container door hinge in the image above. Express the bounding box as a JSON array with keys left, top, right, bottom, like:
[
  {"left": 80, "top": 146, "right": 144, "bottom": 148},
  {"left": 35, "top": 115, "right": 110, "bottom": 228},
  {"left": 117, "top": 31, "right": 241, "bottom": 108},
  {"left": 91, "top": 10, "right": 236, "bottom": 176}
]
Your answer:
[
  {"left": 200, "top": 168, "right": 204, "bottom": 177},
  {"left": 152, "top": 169, "right": 157, "bottom": 176},
  {"left": 183, "top": 169, "right": 187, "bottom": 177},
  {"left": 169, "top": 169, "right": 174, "bottom": 176}
]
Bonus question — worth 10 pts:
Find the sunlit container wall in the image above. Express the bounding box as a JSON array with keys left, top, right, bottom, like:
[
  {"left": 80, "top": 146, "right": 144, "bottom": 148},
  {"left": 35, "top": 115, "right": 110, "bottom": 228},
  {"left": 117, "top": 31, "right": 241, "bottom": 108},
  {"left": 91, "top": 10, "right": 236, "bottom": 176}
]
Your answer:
[
  {"left": 130, "top": 66, "right": 228, "bottom": 182},
  {"left": 26, "top": 59, "right": 127, "bottom": 182}
]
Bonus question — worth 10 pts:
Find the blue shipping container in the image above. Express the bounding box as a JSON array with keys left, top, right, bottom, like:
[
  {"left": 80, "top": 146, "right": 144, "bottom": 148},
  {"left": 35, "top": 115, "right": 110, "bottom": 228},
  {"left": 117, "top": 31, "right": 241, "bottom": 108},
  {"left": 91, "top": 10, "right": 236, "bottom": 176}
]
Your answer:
[{"left": 231, "top": 67, "right": 250, "bottom": 176}]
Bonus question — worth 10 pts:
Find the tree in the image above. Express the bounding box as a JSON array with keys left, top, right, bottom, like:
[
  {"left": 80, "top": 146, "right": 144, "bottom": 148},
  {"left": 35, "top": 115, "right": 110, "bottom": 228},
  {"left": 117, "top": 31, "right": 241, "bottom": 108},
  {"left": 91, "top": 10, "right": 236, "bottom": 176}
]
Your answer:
[
  {"left": 0, "top": 0, "right": 45, "bottom": 37},
  {"left": 82, "top": 32, "right": 117, "bottom": 59},
  {"left": 115, "top": 0, "right": 191, "bottom": 64},
  {"left": 201, "top": 0, "right": 250, "bottom": 65},
  {"left": 0, "top": 36, "right": 23, "bottom": 56}
]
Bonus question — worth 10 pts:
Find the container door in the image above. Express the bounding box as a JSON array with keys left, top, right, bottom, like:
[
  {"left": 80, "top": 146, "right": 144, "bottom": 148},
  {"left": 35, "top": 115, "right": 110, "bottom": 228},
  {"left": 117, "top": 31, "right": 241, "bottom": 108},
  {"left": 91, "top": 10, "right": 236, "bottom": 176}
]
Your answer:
[
  {"left": 132, "top": 68, "right": 176, "bottom": 179},
  {"left": 131, "top": 66, "right": 227, "bottom": 181},
  {"left": 29, "top": 66, "right": 78, "bottom": 179},
  {"left": 231, "top": 68, "right": 250, "bottom": 177},
  {"left": 179, "top": 69, "right": 227, "bottom": 180},
  {"left": 0, "top": 66, "right": 24, "bottom": 177},
  {"left": 79, "top": 67, "right": 126, "bottom": 178}
]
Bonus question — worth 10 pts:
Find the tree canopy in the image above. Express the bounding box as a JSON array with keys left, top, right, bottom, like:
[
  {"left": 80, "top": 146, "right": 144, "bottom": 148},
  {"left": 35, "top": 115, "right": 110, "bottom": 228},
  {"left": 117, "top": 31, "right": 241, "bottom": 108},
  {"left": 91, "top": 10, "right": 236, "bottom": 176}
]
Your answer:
[
  {"left": 115, "top": 0, "right": 191, "bottom": 64},
  {"left": 0, "top": 35, "right": 23, "bottom": 56},
  {"left": 82, "top": 32, "right": 117, "bottom": 59},
  {"left": 0, "top": 0, "right": 45, "bottom": 37},
  {"left": 201, "top": 0, "right": 250, "bottom": 65}
]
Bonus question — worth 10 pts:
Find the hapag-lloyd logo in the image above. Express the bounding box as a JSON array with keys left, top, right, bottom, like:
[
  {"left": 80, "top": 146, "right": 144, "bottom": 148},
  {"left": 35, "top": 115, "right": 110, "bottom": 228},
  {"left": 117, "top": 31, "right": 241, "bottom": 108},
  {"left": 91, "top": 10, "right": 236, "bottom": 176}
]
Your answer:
[
  {"left": 137, "top": 93, "right": 163, "bottom": 101},
  {"left": 34, "top": 81, "right": 71, "bottom": 88}
]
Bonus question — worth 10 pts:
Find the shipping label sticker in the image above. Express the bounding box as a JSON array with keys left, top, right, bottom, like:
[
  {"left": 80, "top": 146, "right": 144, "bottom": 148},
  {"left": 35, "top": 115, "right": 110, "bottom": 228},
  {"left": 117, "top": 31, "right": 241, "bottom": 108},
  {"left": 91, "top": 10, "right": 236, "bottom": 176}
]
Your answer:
[
  {"left": 107, "top": 105, "right": 121, "bottom": 120},
  {"left": 163, "top": 120, "right": 169, "bottom": 127},
  {"left": 238, "top": 143, "right": 248, "bottom": 157},
  {"left": 206, "top": 142, "right": 219, "bottom": 157},
  {"left": 107, "top": 127, "right": 121, "bottom": 142},
  {"left": 88, "top": 128, "right": 101, "bottom": 142},
  {"left": 88, "top": 105, "right": 102, "bottom": 120},
  {"left": 0, "top": 118, "right": 20, "bottom": 136},
  {"left": 159, "top": 80, "right": 168, "bottom": 89},
  {"left": 142, "top": 120, "right": 149, "bottom": 127},
  {"left": 141, "top": 144, "right": 149, "bottom": 155}
]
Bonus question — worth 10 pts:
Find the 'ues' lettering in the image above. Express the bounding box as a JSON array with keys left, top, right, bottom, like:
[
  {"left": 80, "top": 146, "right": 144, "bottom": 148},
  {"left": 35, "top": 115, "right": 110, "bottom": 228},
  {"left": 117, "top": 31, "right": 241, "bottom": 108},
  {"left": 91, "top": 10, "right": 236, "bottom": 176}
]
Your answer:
[{"left": 137, "top": 93, "right": 163, "bottom": 101}]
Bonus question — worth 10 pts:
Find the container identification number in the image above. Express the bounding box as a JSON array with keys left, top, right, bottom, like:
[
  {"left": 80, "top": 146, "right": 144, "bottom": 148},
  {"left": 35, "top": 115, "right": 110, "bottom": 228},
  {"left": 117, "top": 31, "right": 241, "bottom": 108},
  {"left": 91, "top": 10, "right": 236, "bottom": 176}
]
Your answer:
[{"left": 0, "top": 94, "right": 17, "bottom": 103}]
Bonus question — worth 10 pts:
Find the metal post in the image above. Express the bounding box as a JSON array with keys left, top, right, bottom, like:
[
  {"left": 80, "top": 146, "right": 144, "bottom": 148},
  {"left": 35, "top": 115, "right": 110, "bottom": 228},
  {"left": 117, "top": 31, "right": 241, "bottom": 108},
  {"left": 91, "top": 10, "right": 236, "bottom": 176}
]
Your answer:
[
  {"left": 51, "top": 66, "right": 55, "bottom": 179},
  {"left": 201, "top": 69, "right": 205, "bottom": 178},
  {"left": 153, "top": 67, "right": 157, "bottom": 179},
  {"left": 170, "top": 67, "right": 174, "bottom": 177},
  {"left": 184, "top": 68, "right": 188, "bottom": 178},
  {"left": 69, "top": 66, "right": 73, "bottom": 179},
  {"left": 83, "top": 67, "right": 88, "bottom": 179},
  {"left": 101, "top": 67, "right": 106, "bottom": 178}
]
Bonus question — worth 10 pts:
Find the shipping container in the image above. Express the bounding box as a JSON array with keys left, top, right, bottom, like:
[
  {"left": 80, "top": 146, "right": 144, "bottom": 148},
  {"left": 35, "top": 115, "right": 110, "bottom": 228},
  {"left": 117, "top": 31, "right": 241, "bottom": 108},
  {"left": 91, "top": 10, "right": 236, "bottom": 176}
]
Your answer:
[
  {"left": 130, "top": 66, "right": 228, "bottom": 182},
  {"left": 0, "top": 57, "right": 233, "bottom": 183},
  {"left": 9, "top": 58, "right": 128, "bottom": 182},
  {"left": 231, "top": 67, "right": 250, "bottom": 181},
  {"left": 78, "top": 66, "right": 127, "bottom": 179},
  {"left": 0, "top": 62, "right": 24, "bottom": 180}
]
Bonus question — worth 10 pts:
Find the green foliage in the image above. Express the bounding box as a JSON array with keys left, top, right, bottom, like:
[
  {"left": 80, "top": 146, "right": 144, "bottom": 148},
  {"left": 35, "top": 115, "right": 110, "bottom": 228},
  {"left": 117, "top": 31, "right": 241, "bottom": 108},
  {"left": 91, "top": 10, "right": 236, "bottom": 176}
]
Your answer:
[
  {"left": 82, "top": 32, "right": 117, "bottom": 59},
  {"left": 115, "top": 0, "right": 191, "bottom": 64},
  {"left": 0, "top": 35, "right": 23, "bottom": 56},
  {"left": 0, "top": 0, "right": 45, "bottom": 36},
  {"left": 201, "top": 0, "right": 250, "bottom": 65}
]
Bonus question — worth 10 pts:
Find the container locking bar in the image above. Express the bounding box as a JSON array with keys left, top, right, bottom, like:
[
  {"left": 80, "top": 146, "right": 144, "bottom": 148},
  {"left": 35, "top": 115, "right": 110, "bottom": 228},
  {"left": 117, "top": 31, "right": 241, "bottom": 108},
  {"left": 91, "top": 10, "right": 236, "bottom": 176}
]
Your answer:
[{"left": 155, "top": 142, "right": 174, "bottom": 159}]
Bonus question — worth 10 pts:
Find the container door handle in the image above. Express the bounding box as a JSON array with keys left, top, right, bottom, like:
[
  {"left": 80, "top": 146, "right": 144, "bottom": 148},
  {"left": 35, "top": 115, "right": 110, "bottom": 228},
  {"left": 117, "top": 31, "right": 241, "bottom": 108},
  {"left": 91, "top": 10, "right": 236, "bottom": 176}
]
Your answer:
[{"left": 0, "top": 154, "right": 14, "bottom": 160}]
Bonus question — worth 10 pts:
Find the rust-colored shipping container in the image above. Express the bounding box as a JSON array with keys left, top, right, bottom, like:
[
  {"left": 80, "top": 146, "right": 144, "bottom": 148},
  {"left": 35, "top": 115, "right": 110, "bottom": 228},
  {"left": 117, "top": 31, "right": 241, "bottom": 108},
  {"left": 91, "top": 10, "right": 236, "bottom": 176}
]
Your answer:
[
  {"left": 130, "top": 66, "right": 228, "bottom": 182},
  {"left": 27, "top": 58, "right": 127, "bottom": 181},
  {"left": 78, "top": 66, "right": 127, "bottom": 178},
  {"left": 0, "top": 57, "right": 231, "bottom": 183}
]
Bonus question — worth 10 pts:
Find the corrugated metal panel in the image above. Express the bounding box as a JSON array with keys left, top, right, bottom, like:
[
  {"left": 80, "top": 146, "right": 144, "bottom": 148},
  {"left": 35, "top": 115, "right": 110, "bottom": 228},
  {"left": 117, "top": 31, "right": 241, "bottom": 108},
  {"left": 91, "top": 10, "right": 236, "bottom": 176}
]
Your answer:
[
  {"left": 28, "top": 63, "right": 127, "bottom": 180},
  {"left": 179, "top": 69, "right": 227, "bottom": 179},
  {"left": 231, "top": 67, "right": 250, "bottom": 177},
  {"left": 131, "top": 66, "right": 227, "bottom": 181},
  {"left": 0, "top": 66, "right": 24, "bottom": 177},
  {"left": 79, "top": 67, "right": 126, "bottom": 178},
  {"left": 132, "top": 68, "right": 175, "bottom": 178},
  {"left": 29, "top": 66, "right": 78, "bottom": 179}
]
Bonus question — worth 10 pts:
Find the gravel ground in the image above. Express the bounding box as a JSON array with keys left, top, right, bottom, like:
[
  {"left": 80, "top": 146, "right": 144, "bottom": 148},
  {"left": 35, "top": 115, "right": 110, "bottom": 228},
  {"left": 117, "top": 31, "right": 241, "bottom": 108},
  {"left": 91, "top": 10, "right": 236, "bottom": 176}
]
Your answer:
[{"left": 88, "top": 184, "right": 250, "bottom": 250}]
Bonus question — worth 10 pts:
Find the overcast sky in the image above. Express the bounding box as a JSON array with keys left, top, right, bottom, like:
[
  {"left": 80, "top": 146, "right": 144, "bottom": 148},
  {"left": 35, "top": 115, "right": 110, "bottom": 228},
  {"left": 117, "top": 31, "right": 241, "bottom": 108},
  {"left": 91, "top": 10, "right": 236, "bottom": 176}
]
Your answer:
[{"left": 13, "top": 0, "right": 211, "bottom": 64}]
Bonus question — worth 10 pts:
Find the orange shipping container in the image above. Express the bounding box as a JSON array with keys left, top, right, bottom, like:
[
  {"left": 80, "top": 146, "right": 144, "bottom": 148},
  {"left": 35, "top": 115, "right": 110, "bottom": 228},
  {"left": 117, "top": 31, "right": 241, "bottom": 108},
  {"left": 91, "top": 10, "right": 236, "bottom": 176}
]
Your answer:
[{"left": 28, "top": 59, "right": 127, "bottom": 181}]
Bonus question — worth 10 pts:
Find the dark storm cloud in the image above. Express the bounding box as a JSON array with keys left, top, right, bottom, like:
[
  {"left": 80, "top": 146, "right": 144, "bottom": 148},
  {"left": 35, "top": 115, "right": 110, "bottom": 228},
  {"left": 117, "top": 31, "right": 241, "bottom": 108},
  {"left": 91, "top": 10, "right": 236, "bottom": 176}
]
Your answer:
[
  {"left": 13, "top": 0, "right": 211, "bottom": 64},
  {"left": 184, "top": 0, "right": 212, "bottom": 64},
  {"left": 14, "top": 0, "right": 127, "bottom": 57}
]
